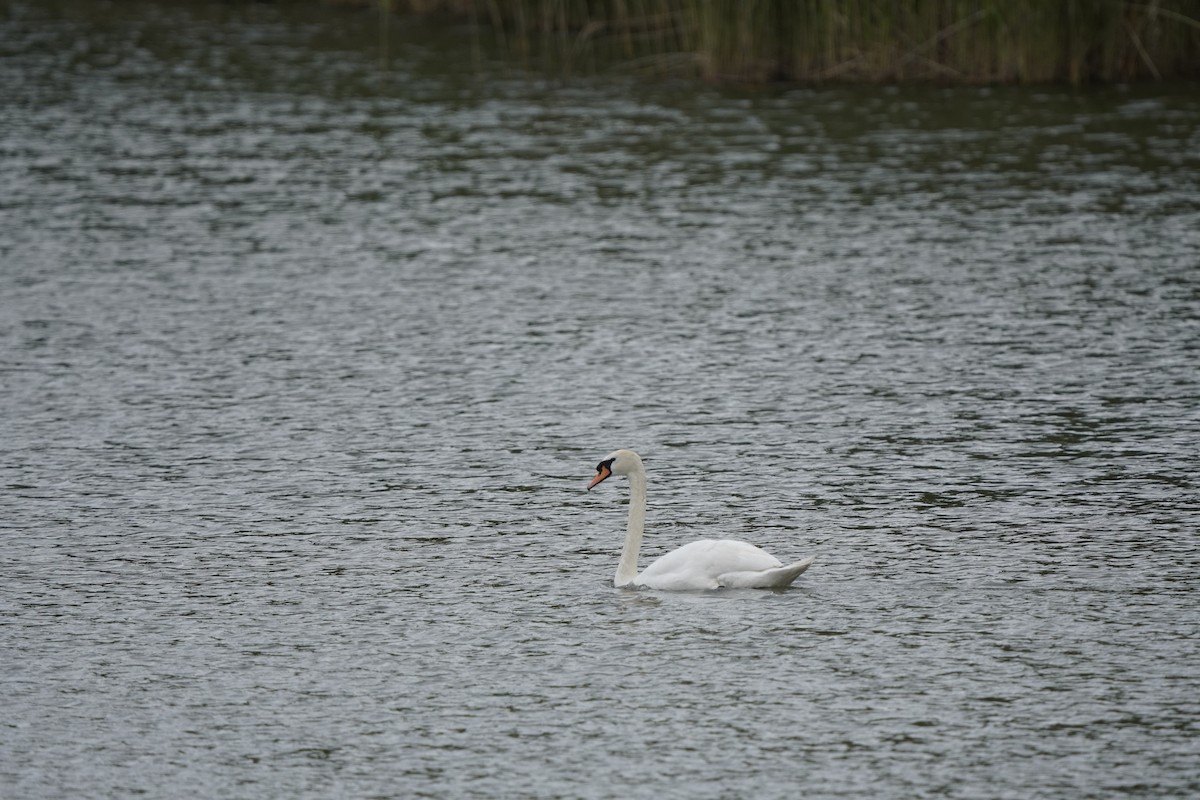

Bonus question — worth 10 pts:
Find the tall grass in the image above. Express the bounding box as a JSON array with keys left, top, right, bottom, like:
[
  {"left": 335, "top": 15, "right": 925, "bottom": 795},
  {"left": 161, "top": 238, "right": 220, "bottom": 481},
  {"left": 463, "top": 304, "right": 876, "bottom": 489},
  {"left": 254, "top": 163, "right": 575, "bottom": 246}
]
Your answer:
[{"left": 367, "top": 0, "right": 1200, "bottom": 83}]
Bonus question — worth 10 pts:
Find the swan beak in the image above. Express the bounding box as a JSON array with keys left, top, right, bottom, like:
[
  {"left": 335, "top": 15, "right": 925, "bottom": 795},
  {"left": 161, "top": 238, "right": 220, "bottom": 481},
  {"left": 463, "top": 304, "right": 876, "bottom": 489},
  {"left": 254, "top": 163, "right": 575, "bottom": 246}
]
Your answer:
[{"left": 587, "top": 465, "right": 612, "bottom": 490}]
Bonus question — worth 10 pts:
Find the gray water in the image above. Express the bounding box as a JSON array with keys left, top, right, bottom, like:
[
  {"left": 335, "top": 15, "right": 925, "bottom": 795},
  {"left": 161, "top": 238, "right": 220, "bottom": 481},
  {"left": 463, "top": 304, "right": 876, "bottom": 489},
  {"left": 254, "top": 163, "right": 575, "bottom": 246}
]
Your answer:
[{"left": 2, "top": 2, "right": 1199, "bottom": 798}]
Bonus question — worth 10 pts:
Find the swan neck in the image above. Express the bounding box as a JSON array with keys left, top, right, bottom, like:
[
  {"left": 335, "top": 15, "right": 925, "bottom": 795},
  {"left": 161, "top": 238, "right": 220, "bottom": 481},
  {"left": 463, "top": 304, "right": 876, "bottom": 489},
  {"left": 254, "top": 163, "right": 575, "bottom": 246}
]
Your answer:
[{"left": 615, "top": 468, "right": 646, "bottom": 587}]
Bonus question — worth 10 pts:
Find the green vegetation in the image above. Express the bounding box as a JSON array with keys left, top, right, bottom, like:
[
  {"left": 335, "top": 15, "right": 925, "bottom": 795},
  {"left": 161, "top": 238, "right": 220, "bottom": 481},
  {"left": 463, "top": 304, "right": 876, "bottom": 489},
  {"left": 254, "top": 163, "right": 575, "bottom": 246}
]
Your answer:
[{"left": 354, "top": 0, "right": 1200, "bottom": 83}]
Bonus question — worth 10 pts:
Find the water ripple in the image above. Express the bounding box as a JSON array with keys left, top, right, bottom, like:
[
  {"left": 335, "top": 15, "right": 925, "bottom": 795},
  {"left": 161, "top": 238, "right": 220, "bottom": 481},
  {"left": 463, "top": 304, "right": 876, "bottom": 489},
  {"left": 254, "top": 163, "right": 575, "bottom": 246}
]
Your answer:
[{"left": 2, "top": 3, "right": 1198, "bottom": 800}]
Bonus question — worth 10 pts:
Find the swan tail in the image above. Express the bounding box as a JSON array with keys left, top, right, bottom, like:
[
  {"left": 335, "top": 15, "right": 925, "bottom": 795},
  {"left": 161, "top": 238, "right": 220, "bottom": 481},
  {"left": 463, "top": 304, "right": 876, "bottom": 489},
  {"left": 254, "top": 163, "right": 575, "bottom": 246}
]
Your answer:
[{"left": 719, "top": 556, "right": 816, "bottom": 589}]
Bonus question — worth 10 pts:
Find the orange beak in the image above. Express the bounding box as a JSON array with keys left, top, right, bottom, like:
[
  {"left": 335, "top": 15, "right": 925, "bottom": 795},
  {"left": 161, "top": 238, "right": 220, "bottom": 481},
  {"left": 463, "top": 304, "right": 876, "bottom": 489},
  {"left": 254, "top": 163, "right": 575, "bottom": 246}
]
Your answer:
[{"left": 587, "top": 464, "right": 612, "bottom": 490}]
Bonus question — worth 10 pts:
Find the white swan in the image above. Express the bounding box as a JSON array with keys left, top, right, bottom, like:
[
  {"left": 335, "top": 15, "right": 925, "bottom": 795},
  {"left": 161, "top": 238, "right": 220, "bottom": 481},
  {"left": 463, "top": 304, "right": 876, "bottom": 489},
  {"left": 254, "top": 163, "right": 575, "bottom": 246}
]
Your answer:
[{"left": 587, "top": 449, "right": 815, "bottom": 590}]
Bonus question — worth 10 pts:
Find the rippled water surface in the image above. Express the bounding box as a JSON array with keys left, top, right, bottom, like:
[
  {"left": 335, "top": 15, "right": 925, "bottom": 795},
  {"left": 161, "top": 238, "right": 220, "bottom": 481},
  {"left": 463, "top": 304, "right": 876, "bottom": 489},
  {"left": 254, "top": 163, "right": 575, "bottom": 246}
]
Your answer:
[{"left": 2, "top": 2, "right": 1199, "bottom": 798}]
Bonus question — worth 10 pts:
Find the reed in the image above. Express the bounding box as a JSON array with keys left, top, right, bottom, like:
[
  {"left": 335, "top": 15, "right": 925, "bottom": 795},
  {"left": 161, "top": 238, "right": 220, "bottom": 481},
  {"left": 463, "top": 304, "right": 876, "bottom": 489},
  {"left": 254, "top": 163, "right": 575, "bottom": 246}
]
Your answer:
[{"left": 356, "top": 0, "right": 1200, "bottom": 83}]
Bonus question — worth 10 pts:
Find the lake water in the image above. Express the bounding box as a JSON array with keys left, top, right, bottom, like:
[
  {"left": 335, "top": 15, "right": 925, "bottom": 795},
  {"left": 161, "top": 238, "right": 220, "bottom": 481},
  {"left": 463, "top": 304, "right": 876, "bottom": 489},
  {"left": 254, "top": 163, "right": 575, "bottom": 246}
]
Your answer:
[{"left": 2, "top": 2, "right": 1198, "bottom": 798}]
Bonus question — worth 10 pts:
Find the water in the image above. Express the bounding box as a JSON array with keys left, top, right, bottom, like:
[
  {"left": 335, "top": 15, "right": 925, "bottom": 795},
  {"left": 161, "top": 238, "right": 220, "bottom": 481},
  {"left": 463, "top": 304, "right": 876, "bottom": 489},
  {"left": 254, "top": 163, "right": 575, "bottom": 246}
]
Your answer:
[{"left": 2, "top": 2, "right": 1199, "bottom": 798}]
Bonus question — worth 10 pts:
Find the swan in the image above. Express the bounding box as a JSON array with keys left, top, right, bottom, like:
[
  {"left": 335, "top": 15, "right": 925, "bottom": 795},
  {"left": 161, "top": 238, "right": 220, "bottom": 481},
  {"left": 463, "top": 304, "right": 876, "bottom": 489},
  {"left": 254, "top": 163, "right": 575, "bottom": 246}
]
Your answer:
[{"left": 587, "top": 449, "right": 815, "bottom": 590}]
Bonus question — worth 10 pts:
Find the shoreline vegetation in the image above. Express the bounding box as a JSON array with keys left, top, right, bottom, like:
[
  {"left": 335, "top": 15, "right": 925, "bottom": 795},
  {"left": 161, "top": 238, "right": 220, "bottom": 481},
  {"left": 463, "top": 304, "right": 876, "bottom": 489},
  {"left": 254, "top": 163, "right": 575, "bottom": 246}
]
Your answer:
[{"left": 322, "top": 0, "right": 1200, "bottom": 84}]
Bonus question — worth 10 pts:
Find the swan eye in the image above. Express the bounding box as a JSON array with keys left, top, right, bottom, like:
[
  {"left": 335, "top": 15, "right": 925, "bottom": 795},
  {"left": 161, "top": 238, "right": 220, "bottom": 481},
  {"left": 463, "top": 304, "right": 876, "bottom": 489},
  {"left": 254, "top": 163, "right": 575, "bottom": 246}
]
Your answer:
[{"left": 597, "top": 458, "right": 614, "bottom": 472}]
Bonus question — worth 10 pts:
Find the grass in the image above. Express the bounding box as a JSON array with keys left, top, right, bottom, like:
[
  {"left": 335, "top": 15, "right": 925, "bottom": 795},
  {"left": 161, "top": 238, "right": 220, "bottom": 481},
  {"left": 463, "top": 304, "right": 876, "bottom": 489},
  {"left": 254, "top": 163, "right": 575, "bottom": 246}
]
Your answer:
[{"left": 331, "top": 0, "right": 1200, "bottom": 83}]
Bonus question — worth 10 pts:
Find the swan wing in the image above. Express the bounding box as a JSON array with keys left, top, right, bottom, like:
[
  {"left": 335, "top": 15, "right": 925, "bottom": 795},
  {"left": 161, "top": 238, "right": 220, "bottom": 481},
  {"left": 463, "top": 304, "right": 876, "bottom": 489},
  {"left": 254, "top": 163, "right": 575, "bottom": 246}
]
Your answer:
[
  {"left": 718, "top": 556, "right": 816, "bottom": 589},
  {"left": 635, "top": 539, "right": 785, "bottom": 591}
]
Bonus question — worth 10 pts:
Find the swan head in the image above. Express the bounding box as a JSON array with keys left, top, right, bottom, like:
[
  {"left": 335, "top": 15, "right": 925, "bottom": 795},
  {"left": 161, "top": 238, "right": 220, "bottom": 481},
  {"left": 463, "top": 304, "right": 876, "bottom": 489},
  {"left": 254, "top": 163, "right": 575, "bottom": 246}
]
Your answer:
[{"left": 587, "top": 449, "right": 643, "bottom": 490}]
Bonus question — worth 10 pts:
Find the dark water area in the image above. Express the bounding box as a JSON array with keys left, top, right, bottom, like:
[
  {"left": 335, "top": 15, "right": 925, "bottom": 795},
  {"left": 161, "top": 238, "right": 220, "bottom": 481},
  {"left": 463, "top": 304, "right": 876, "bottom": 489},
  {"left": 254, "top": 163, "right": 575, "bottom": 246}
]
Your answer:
[{"left": 2, "top": 2, "right": 1198, "bottom": 798}]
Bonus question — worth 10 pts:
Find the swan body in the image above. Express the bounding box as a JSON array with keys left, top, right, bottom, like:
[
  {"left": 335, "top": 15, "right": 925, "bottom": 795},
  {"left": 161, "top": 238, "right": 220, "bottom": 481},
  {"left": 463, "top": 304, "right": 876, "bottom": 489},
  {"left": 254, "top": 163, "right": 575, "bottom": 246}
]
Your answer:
[{"left": 587, "top": 449, "right": 815, "bottom": 591}]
